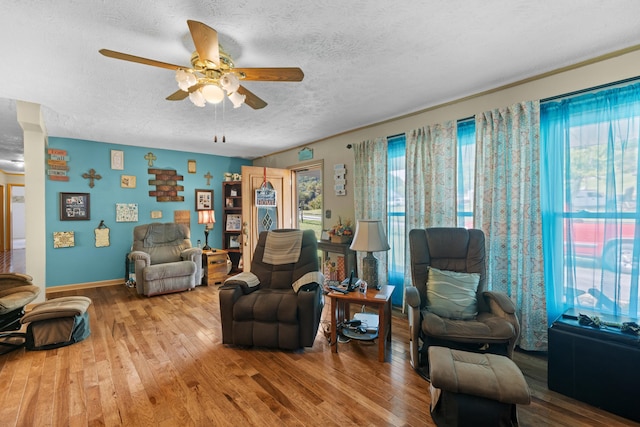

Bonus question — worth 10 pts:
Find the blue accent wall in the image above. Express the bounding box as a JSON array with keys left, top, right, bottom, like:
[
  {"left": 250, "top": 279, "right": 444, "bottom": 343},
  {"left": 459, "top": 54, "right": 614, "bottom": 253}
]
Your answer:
[{"left": 45, "top": 137, "right": 250, "bottom": 287}]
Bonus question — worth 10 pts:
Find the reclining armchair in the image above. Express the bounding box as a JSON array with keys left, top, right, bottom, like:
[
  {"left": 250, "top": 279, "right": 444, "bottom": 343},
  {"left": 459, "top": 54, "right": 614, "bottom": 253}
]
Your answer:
[
  {"left": 219, "top": 229, "right": 324, "bottom": 350},
  {"left": 406, "top": 228, "right": 520, "bottom": 372},
  {"left": 0, "top": 273, "right": 40, "bottom": 354},
  {"left": 129, "top": 222, "right": 202, "bottom": 296}
]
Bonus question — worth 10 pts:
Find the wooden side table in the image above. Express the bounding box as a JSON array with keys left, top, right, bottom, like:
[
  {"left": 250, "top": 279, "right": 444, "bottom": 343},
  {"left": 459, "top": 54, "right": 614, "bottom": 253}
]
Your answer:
[
  {"left": 327, "top": 285, "right": 395, "bottom": 362},
  {"left": 202, "top": 249, "right": 229, "bottom": 286}
]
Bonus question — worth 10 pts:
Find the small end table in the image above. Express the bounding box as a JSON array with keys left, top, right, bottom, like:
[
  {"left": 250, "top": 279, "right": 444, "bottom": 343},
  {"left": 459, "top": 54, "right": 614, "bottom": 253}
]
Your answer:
[
  {"left": 327, "top": 285, "right": 395, "bottom": 362},
  {"left": 202, "top": 249, "right": 229, "bottom": 286}
]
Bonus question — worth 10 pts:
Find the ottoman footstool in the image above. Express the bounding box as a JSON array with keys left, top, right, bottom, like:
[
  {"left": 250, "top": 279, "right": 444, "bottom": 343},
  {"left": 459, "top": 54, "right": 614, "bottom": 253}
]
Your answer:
[
  {"left": 428, "top": 346, "right": 531, "bottom": 427},
  {"left": 21, "top": 296, "right": 92, "bottom": 350}
]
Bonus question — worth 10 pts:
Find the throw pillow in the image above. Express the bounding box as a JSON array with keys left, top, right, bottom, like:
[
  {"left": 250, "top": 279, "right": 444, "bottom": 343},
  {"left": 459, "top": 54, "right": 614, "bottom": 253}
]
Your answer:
[{"left": 426, "top": 267, "right": 480, "bottom": 320}]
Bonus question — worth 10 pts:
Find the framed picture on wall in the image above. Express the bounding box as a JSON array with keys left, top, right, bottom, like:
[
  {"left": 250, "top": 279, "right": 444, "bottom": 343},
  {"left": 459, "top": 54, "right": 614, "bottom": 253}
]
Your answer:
[
  {"left": 111, "top": 150, "right": 124, "bottom": 170},
  {"left": 60, "top": 192, "right": 90, "bottom": 221},
  {"left": 195, "top": 189, "right": 213, "bottom": 211}
]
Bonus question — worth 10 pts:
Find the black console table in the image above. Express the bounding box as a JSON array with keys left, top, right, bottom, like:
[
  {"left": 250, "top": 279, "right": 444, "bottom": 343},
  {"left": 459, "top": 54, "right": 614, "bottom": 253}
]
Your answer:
[
  {"left": 317, "top": 240, "right": 357, "bottom": 279},
  {"left": 548, "top": 309, "right": 640, "bottom": 422}
]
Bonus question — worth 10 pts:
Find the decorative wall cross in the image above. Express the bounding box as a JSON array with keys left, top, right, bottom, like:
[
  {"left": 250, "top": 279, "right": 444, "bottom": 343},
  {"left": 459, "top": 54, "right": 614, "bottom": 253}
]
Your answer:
[
  {"left": 204, "top": 171, "right": 213, "bottom": 186},
  {"left": 144, "top": 152, "right": 157, "bottom": 167},
  {"left": 82, "top": 168, "right": 102, "bottom": 188}
]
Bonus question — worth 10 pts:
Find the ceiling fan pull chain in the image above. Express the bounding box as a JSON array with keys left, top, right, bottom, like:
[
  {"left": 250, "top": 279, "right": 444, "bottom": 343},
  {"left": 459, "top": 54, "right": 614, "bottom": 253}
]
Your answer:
[
  {"left": 222, "top": 99, "right": 226, "bottom": 143},
  {"left": 213, "top": 104, "right": 218, "bottom": 143}
]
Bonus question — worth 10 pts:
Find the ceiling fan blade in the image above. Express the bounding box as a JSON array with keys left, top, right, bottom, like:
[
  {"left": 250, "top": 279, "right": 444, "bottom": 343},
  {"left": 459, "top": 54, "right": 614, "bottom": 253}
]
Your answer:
[
  {"left": 187, "top": 20, "right": 220, "bottom": 67},
  {"left": 238, "top": 86, "right": 267, "bottom": 109},
  {"left": 166, "top": 90, "right": 189, "bottom": 101},
  {"left": 99, "top": 49, "right": 187, "bottom": 71},
  {"left": 166, "top": 83, "right": 205, "bottom": 101},
  {"left": 234, "top": 68, "right": 304, "bottom": 82}
]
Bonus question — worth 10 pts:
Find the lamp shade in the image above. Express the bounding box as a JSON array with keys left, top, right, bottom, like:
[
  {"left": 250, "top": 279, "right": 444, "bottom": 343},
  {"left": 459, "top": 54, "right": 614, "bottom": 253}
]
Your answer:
[
  {"left": 198, "top": 210, "right": 215, "bottom": 225},
  {"left": 349, "top": 220, "right": 390, "bottom": 252}
]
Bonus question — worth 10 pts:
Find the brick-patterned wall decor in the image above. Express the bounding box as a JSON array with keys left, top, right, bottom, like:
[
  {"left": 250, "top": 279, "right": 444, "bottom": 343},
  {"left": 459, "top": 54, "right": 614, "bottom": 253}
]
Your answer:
[{"left": 148, "top": 168, "right": 184, "bottom": 202}]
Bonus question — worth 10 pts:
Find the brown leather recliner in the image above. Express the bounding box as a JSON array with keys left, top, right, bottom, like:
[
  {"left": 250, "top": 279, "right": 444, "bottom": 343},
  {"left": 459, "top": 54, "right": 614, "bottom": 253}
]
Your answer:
[
  {"left": 219, "top": 229, "right": 324, "bottom": 350},
  {"left": 405, "top": 228, "right": 520, "bottom": 371}
]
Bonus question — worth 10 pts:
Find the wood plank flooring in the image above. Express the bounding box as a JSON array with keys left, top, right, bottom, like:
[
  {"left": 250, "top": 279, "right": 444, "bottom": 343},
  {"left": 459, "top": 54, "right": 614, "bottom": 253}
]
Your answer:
[{"left": 0, "top": 283, "right": 638, "bottom": 426}]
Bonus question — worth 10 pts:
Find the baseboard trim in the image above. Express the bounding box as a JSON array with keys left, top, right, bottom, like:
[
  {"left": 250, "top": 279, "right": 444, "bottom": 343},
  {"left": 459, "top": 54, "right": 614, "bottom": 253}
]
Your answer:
[{"left": 45, "top": 279, "right": 123, "bottom": 296}]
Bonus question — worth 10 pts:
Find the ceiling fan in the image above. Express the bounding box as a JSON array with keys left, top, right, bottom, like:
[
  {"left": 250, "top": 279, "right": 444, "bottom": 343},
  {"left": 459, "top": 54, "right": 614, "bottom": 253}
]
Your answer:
[{"left": 99, "top": 20, "right": 304, "bottom": 109}]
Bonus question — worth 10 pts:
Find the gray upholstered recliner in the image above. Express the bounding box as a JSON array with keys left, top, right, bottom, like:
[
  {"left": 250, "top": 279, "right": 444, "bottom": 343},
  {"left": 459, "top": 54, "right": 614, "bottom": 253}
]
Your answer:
[
  {"left": 0, "top": 273, "right": 40, "bottom": 353},
  {"left": 219, "top": 229, "right": 324, "bottom": 350},
  {"left": 129, "top": 223, "right": 202, "bottom": 296},
  {"left": 405, "top": 228, "right": 520, "bottom": 371}
]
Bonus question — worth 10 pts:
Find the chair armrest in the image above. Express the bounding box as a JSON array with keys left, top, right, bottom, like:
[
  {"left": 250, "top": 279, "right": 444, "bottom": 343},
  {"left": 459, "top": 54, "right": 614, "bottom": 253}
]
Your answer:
[
  {"left": 128, "top": 251, "right": 150, "bottom": 265},
  {"left": 405, "top": 286, "right": 421, "bottom": 308},
  {"left": 180, "top": 247, "right": 202, "bottom": 262},
  {"left": 482, "top": 291, "right": 516, "bottom": 315},
  {"left": 405, "top": 286, "right": 422, "bottom": 369},
  {"left": 223, "top": 271, "right": 261, "bottom": 294}
]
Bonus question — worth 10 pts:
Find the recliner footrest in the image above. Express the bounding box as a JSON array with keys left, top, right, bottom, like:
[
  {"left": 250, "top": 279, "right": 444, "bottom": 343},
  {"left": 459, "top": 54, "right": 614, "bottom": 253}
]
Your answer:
[{"left": 21, "top": 296, "right": 92, "bottom": 351}]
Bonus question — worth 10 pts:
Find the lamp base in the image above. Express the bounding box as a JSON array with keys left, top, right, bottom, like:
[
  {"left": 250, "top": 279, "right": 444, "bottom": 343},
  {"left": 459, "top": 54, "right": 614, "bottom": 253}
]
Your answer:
[
  {"left": 361, "top": 252, "right": 379, "bottom": 290},
  {"left": 203, "top": 229, "right": 211, "bottom": 251}
]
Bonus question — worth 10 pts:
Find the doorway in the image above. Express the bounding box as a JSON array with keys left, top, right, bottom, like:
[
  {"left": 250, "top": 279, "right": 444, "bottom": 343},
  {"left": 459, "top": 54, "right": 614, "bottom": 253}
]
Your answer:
[
  {"left": 292, "top": 163, "right": 323, "bottom": 240},
  {"left": 8, "top": 184, "right": 25, "bottom": 250}
]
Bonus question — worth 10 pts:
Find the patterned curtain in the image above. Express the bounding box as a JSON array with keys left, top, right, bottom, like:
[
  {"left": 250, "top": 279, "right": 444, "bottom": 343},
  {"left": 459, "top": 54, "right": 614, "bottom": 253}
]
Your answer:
[
  {"left": 353, "top": 137, "right": 389, "bottom": 287},
  {"left": 403, "top": 122, "right": 457, "bottom": 306},
  {"left": 474, "top": 101, "right": 548, "bottom": 351},
  {"left": 405, "top": 122, "right": 458, "bottom": 230}
]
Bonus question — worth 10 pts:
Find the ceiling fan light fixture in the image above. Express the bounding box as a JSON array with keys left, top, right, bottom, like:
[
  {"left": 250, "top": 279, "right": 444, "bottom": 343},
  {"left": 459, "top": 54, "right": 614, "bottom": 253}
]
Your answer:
[
  {"left": 175, "top": 69, "right": 197, "bottom": 91},
  {"left": 188, "top": 89, "right": 206, "bottom": 107},
  {"left": 220, "top": 73, "right": 240, "bottom": 93},
  {"left": 228, "top": 90, "right": 246, "bottom": 109},
  {"left": 201, "top": 84, "right": 225, "bottom": 104}
]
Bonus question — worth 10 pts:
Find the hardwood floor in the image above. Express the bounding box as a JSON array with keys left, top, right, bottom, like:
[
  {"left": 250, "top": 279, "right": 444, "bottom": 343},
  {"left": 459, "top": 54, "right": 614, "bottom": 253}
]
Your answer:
[{"left": 0, "top": 283, "right": 638, "bottom": 426}]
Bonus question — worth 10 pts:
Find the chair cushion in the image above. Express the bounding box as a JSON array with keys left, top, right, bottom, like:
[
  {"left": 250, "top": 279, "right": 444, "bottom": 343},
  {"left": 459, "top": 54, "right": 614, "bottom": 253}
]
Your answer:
[
  {"left": 233, "top": 289, "right": 298, "bottom": 323},
  {"left": 422, "top": 311, "right": 516, "bottom": 342},
  {"left": 427, "top": 267, "right": 479, "bottom": 320}
]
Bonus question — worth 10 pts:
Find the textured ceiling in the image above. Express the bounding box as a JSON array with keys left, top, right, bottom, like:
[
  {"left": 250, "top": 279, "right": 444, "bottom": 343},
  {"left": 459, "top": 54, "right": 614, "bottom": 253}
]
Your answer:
[{"left": 1, "top": 1, "right": 640, "bottom": 173}]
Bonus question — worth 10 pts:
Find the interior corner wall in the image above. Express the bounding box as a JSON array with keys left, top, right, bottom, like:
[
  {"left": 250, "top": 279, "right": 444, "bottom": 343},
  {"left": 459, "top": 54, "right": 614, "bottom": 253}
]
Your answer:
[
  {"left": 253, "top": 49, "right": 640, "bottom": 229},
  {"left": 45, "top": 137, "right": 250, "bottom": 288}
]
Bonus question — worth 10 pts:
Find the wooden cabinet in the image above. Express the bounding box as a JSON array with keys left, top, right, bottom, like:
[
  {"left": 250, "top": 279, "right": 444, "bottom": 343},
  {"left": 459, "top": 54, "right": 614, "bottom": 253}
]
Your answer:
[
  {"left": 202, "top": 249, "right": 229, "bottom": 285},
  {"left": 222, "top": 181, "right": 243, "bottom": 272}
]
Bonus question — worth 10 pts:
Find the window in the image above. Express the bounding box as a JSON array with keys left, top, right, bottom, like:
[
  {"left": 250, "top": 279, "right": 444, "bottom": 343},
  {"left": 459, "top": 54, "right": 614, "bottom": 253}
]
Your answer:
[
  {"left": 457, "top": 119, "right": 475, "bottom": 228},
  {"left": 541, "top": 80, "right": 640, "bottom": 322},
  {"left": 387, "top": 134, "right": 406, "bottom": 306}
]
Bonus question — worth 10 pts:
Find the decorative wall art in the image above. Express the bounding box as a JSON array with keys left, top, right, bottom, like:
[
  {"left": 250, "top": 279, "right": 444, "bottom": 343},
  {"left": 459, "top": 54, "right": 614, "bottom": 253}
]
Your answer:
[
  {"left": 116, "top": 203, "right": 138, "bottom": 222},
  {"left": 148, "top": 168, "right": 184, "bottom": 202},
  {"left": 195, "top": 189, "right": 213, "bottom": 211},
  {"left": 60, "top": 192, "right": 90, "bottom": 221},
  {"left": 53, "top": 231, "right": 75, "bottom": 248},
  {"left": 82, "top": 168, "right": 102, "bottom": 188},
  {"left": 47, "top": 148, "right": 69, "bottom": 182},
  {"left": 120, "top": 175, "right": 136, "bottom": 188},
  {"left": 188, "top": 159, "right": 196, "bottom": 174},
  {"left": 94, "top": 220, "right": 110, "bottom": 247},
  {"left": 111, "top": 150, "right": 124, "bottom": 170},
  {"left": 174, "top": 210, "right": 190, "bottom": 228},
  {"left": 334, "top": 163, "right": 346, "bottom": 196},
  {"left": 151, "top": 210, "right": 162, "bottom": 219}
]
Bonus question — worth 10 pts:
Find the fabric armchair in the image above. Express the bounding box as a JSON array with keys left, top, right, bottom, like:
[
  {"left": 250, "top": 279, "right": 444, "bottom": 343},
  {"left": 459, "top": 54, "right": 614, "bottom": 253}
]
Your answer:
[
  {"left": 129, "top": 223, "right": 202, "bottom": 296},
  {"left": 219, "top": 229, "right": 324, "bottom": 350},
  {"left": 406, "top": 227, "right": 520, "bottom": 371}
]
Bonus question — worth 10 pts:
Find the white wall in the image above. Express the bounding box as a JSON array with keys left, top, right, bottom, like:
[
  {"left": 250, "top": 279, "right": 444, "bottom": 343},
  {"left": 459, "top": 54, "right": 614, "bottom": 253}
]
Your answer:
[{"left": 253, "top": 48, "right": 640, "bottom": 226}]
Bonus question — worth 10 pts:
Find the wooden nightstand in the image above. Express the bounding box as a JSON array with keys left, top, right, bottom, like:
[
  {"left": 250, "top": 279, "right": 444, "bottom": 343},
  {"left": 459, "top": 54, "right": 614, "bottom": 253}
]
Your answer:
[{"left": 202, "top": 249, "right": 229, "bottom": 286}]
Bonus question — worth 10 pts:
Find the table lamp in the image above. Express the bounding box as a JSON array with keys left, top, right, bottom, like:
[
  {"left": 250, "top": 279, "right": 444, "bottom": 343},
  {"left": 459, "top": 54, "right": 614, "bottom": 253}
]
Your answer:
[
  {"left": 197, "top": 210, "right": 215, "bottom": 250},
  {"left": 349, "top": 220, "right": 390, "bottom": 290}
]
